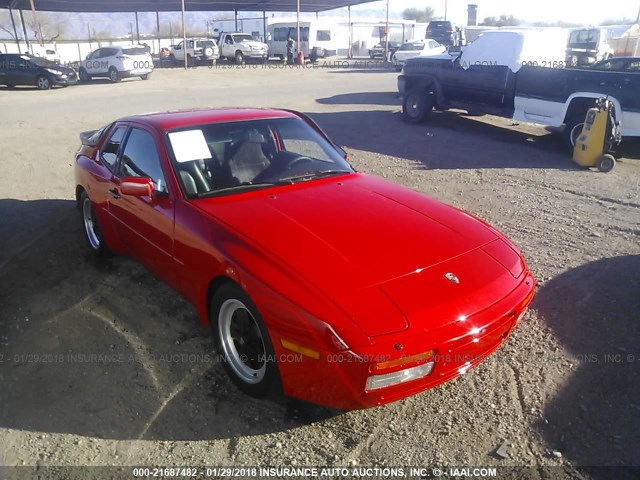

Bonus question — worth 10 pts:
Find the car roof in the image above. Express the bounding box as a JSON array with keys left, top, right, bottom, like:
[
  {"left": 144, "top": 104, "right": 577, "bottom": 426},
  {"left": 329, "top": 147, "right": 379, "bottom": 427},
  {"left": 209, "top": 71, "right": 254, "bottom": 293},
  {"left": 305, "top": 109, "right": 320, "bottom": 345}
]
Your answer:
[{"left": 119, "top": 108, "right": 299, "bottom": 131}]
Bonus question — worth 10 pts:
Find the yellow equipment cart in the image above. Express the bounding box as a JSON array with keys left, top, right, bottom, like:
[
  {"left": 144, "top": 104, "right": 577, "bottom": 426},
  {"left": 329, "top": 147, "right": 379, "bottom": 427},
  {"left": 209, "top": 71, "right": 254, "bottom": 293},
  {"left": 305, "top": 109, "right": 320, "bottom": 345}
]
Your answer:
[{"left": 572, "top": 98, "right": 621, "bottom": 173}]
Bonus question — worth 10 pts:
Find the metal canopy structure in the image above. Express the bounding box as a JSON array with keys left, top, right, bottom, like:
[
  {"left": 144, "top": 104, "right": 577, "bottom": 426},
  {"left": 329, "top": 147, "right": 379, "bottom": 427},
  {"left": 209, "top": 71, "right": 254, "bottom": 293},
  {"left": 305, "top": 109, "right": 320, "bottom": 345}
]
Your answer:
[
  {"left": 1, "top": 0, "right": 386, "bottom": 68},
  {"left": 0, "top": 0, "right": 374, "bottom": 13}
]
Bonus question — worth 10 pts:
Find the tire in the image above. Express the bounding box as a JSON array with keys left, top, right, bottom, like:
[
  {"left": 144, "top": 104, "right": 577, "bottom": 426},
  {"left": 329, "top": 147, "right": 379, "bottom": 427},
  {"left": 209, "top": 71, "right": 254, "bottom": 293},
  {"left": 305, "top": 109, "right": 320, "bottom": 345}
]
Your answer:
[
  {"left": 402, "top": 89, "right": 434, "bottom": 124},
  {"left": 36, "top": 75, "right": 51, "bottom": 90},
  {"left": 78, "top": 67, "right": 90, "bottom": 82},
  {"left": 563, "top": 115, "right": 586, "bottom": 150},
  {"left": 211, "top": 283, "right": 280, "bottom": 397},
  {"left": 108, "top": 67, "right": 121, "bottom": 83},
  {"left": 596, "top": 154, "right": 615, "bottom": 173},
  {"left": 80, "top": 191, "right": 110, "bottom": 257},
  {"left": 140, "top": 73, "right": 151, "bottom": 80},
  {"left": 204, "top": 47, "right": 214, "bottom": 57},
  {"left": 235, "top": 50, "right": 244, "bottom": 64}
]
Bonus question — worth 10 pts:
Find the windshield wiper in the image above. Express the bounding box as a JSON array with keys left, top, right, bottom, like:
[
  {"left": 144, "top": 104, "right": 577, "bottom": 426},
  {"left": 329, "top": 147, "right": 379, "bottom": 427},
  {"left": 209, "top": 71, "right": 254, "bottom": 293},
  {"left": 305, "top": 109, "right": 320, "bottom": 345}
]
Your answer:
[
  {"left": 199, "top": 182, "right": 276, "bottom": 197},
  {"left": 277, "top": 170, "right": 353, "bottom": 184}
]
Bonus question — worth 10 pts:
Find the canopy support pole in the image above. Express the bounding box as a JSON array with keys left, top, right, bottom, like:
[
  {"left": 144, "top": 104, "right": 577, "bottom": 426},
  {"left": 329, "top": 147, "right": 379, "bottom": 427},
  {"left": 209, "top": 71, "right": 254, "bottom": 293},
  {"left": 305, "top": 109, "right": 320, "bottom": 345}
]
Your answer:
[
  {"left": 262, "top": 11, "right": 266, "bottom": 43},
  {"left": 8, "top": 8, "right": 20, "bottom": 52},
  {"left": 156, "top": 11, "right": 160, "bottom": 54},
  {"left": 135, "top": 12, "right": 140, "bottom": 44},
  {"left": 181, "top": 0, "right": 187, "bottom": 68},
  {"left": 296, "top": 0, "right": 300, "bottom": 61},
  {"left": 348, "top": 6, "right": 352, "bottom": 59},
  {"left": 384, "top": 0, "right": 389, "bottom": 62},
  {"left": 28, "top": 0, "right": 43, "bottom": 46},
  {"left": 18, "top": 10, "right": 30, "bottom": 52},
  {"left": 234, "top": 10, "right": 238, "bottom": 31}
]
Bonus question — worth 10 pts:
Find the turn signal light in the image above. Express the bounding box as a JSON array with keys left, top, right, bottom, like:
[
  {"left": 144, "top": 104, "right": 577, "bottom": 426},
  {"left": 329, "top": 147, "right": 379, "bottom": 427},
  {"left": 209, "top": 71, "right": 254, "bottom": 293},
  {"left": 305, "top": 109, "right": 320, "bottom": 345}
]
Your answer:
[
  {"left": 370, "top": 350, "right": 436, "bottom": 373},
  {"left": 281, "top": 339, "right": 320, "bottom": 360}
]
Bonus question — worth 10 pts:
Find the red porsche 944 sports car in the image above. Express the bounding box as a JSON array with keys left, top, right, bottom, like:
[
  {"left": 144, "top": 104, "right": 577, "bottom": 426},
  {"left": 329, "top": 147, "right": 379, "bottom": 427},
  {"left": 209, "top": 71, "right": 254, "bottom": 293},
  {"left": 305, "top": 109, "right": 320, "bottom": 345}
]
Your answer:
[{"left": 74, "top": 108, "right": 535, "bottom": 409}]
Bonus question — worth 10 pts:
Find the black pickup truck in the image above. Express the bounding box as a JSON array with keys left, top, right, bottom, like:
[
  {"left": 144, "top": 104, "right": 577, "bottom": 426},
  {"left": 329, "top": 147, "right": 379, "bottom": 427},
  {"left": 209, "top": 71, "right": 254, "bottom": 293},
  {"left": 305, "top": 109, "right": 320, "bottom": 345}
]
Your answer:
[{"left": 398, "top": 31, "right": 640, "bottom": 147}]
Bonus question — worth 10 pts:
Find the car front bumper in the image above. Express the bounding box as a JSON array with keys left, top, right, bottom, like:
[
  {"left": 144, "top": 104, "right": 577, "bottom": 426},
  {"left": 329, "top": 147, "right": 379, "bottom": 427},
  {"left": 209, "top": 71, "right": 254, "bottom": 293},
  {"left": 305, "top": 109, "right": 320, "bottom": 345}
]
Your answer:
[
  {"left": 51, "top": 73, "right": 78, "bottom": 86},
  {"left": 274, "top": 271, "right": 535, "bottom": 410}
]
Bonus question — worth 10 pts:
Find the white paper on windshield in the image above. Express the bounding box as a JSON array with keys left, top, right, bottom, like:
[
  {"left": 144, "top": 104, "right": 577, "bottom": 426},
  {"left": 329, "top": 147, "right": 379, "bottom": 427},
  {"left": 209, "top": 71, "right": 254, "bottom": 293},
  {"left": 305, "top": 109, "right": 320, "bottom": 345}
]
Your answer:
[{"left": 168, "top": 130, "right": 212, "bottom": 163}]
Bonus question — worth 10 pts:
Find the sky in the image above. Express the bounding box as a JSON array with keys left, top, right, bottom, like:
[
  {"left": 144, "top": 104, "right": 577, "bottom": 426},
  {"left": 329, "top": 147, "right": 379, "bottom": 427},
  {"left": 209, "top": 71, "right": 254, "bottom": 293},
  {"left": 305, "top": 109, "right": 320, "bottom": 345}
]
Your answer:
[
  {"left": 0, "top": 0, "right": 638, "bottom": 40},
  {"left": 350, "top": 0, "right": 639, "bottom": 26}
]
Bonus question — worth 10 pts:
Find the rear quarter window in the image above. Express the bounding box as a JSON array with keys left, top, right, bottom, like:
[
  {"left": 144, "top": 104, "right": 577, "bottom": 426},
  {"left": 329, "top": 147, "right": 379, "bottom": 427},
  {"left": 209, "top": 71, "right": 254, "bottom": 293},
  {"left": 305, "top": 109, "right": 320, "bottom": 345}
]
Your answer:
[{"left": 122, "top": 47, "right": 147, "bottom": 56}]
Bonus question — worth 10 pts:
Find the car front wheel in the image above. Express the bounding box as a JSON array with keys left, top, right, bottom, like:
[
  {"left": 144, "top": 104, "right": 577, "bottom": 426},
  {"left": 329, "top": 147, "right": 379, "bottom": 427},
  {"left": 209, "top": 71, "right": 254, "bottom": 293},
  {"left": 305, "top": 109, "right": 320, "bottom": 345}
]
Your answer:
[
  {"left": 211, "top": 283, "right": 279, "bottom": 397},
  {"left": 36, "top": 75, "right": 51, "bottom": 90},
  {"left": 402, "top": 89, "right": 434, "bottom": 123},
  {"left": 80, "top": 191, "right": 109, "bottom": 257},
  {"left": 108, "top": 67, "right": 121, "bottom": 83},
  {"left": 79, "top": 67, "right": 90, "bottom": 82},
  {"left": 141, "top": 73, "right": 151, "bottom": 80}
]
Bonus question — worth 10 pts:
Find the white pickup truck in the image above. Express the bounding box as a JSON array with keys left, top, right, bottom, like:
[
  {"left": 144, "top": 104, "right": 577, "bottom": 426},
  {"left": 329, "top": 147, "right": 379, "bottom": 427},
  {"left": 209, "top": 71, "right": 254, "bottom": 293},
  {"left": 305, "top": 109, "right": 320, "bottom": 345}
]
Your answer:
[
  {"left": 217, "top": 32, "right": 269, "bottom": 63},
  {"left": 170, "top": 38, "right": 220, "bottom": 66}
]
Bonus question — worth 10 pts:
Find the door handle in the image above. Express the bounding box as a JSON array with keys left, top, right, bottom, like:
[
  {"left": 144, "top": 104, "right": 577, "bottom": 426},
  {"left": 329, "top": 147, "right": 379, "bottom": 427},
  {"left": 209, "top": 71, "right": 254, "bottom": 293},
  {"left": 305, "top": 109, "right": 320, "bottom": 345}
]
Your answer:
[{"left": 108, "top": 188, "right": 121, "bottom": 199}]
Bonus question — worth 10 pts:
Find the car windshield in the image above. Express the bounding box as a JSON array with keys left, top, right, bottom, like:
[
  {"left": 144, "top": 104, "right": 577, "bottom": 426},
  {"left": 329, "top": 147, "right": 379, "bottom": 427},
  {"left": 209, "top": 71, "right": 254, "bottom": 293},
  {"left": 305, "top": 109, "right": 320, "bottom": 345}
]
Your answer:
[
  {"left": 25, "top": 55, "right": 55, "bottom": 67},
  {"left": 122, "top": 47, "right": 147, "bottom": 55},
  {"left": 233, "top": 34, "right": 253, "bottom": 42},
  {"left": 166, "top": 117, "right": 353, "bottom": 198},
  {"left": 400, "top": 43, "right": 424, "bottom": 51},
  {"left": 428, "top": 22, "right": 451, "bottom": 31}
]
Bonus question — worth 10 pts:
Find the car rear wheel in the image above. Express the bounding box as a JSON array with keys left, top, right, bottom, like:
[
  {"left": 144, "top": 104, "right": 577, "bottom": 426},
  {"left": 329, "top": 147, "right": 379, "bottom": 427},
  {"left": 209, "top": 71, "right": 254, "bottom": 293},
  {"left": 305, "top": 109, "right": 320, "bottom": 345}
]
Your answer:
[
  {"left": 402, "top": 89, "right": 434, "bottom": 123},
  {"left": 211, "top": 283, "right": 279, "bottom": 397},
  {"left": 564, "top": 115, "right": 585, "bottom": 150},
  {"left": 80, "top": 191, "right": 109, "bottom": 257},
  {"left": 79, "top": 67, "right": 90, "bottom": 82},
  {"left": 108, "top": 67, "right": 121, "bottom": 83},
  {"left": 36, "top": 75, "right": 51, "bottom": 90}
]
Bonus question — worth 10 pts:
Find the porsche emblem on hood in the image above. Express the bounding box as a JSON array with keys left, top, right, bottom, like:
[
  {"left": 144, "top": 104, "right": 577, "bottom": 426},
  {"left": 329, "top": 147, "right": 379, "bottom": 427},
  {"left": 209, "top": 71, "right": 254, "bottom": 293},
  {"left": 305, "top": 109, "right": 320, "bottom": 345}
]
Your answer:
[{"left": 445, "top": 272, "right": 460, "bottom": 284}]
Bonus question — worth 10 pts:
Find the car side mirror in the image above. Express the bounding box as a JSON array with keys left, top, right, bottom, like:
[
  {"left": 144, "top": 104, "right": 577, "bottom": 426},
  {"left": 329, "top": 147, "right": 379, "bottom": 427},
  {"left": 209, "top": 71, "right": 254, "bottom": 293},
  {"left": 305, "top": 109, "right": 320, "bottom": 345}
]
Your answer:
[{"left": 121, "top": 177, "right": 154, "bottom": 198}]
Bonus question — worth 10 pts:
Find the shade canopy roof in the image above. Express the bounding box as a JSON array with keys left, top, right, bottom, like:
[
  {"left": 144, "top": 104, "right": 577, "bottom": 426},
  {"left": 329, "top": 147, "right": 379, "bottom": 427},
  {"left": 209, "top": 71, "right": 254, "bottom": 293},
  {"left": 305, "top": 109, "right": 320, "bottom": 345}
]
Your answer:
[{"left": 0, "top": 0, "right": 377, "bottom": 13}]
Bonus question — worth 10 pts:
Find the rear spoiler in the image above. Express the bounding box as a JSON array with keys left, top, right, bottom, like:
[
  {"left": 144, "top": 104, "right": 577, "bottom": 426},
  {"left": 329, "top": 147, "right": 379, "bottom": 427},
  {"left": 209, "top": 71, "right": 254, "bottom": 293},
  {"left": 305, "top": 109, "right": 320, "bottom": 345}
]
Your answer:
[
  {"left": 80, "top": 130, "right": 98, "bottom": 146},
  {"left": 80, "top": 122, "right": 113, "bottom": 146}
]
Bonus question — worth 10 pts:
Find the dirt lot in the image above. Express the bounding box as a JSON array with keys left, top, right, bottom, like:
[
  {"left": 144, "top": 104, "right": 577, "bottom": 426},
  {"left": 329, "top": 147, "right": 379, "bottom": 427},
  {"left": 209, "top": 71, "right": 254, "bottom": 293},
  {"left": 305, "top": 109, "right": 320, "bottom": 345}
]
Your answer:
[{"left": 0, "top": 64, "right": 639, "bottom": 479}]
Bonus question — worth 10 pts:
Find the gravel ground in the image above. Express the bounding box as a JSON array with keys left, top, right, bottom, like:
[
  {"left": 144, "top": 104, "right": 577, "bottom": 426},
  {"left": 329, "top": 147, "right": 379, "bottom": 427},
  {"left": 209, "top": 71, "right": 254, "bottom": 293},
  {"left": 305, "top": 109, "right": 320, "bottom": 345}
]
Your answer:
[{"left": 0, "top": 64, "right": 639, "bottom": 479}]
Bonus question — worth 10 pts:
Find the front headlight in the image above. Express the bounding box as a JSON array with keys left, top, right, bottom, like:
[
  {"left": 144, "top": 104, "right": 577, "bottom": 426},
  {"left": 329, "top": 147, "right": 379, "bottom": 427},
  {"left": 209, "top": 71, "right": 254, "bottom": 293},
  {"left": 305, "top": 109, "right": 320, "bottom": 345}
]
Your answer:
[
  {"left": 46, "top": 68, "right": 63, "bottom": 76},
  {"left": 365, "top": 361, "right": 435, "bottom": 391}
]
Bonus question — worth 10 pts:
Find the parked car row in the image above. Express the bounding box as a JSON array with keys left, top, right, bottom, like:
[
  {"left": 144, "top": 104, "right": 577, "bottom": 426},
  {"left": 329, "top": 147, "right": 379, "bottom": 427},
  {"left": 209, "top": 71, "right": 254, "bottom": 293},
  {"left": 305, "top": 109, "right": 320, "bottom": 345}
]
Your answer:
[{"left": 0, "top": 44, "right": 153, "bottom": 89}]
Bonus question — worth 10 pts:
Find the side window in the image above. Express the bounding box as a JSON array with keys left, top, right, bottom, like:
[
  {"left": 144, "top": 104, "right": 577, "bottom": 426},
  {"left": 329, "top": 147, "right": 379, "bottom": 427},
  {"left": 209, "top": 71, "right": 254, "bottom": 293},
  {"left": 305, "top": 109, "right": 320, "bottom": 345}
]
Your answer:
[
  {"left": 316, "top": 30, "right": 331, "bottom": 42},
  {"left": 119, "top": 128, "right": 168, "bottom": 193},
  {"left": 101, "top": 126, "right": 127, "bottom": 171},
  {"left": 187, "top": 40, "right": 194, "bottom": 48}
]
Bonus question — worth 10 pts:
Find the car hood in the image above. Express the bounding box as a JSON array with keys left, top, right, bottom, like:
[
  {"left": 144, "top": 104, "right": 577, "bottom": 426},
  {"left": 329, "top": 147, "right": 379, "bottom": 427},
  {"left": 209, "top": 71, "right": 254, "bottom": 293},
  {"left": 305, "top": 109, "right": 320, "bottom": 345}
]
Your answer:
[
  {"left": 239, "top": 40, "right": 267, "bottom": 48},
  {"left": 195, "top": 173, "right": 521, "bottom": 337}
]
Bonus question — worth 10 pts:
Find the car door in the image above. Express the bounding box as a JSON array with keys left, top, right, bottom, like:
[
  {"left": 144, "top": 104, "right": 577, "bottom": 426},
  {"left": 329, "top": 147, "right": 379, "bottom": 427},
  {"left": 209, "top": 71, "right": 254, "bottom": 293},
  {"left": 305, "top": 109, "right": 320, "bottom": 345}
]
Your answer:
[
  {"left": 0, "top": 54, "right": 19, "bottom": 85},
  {"left": 16, "top": 56, "right": 40, "bottom": 86},
  {"left": 108, "top": 125, "right": 176, "bottom": 279},
  {"left": 99, "top": 47, "right": 117, "bottom": 74},
  {"left": 84, "top": 49, "right": 103, "bottom": 75}
]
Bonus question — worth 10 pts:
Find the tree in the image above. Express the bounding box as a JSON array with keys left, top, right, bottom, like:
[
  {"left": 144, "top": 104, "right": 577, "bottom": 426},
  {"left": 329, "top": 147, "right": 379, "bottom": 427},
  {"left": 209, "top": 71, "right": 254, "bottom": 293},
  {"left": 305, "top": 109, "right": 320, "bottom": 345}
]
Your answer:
[
  {"left": 26, "top": 12, "right": 68, "bottom": 41},
  {"left": 600, "top": 18, "right": 634, "bottom": 25},
  {"left": 0, "top": 10, "right": 19, "bottom": 40},
  {"left": 402, "top": 7, "right": 436, "bottom": 23},
  {"left": 480, "top": 15, "right": 520, "bottom": 27}
]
